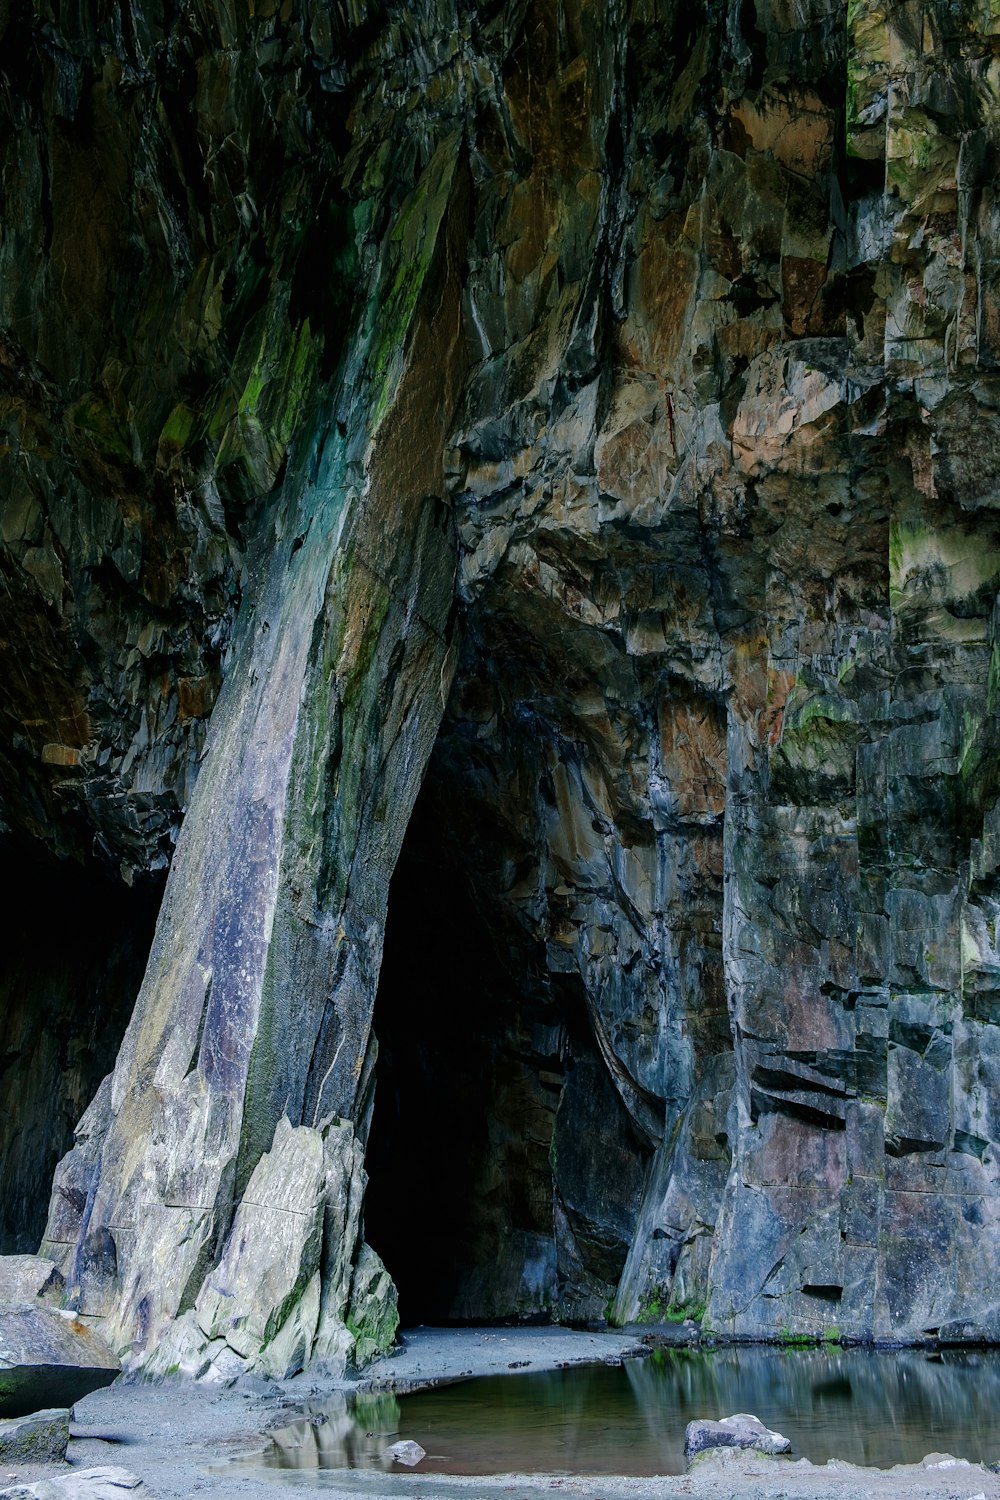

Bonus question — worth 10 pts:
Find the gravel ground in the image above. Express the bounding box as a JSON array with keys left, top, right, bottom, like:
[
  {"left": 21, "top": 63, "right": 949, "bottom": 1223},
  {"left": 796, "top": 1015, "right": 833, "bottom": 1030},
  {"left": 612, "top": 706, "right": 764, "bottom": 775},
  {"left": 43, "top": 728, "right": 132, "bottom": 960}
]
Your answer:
[{"left": 2, "top": 1329, "right": 999, "bottom": 1500}]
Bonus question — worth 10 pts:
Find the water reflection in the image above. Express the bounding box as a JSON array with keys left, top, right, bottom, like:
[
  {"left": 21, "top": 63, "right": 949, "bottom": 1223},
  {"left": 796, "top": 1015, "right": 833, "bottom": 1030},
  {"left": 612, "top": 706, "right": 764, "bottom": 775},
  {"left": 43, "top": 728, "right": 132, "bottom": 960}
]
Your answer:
[
  {"left": 261, "top": 1347, "right": 1000, "bottom": 1477},
  {"left": 267, "top": 1392, "right": 403, "bottom": 1471}
]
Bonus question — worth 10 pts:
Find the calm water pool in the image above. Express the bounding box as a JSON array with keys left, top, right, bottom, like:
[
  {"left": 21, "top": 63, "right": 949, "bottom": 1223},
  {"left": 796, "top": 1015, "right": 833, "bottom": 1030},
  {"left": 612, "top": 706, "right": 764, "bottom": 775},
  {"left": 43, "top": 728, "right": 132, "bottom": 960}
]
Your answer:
[{"left": 259, "top": 1346, "right": 1000, "bottom": 1477}]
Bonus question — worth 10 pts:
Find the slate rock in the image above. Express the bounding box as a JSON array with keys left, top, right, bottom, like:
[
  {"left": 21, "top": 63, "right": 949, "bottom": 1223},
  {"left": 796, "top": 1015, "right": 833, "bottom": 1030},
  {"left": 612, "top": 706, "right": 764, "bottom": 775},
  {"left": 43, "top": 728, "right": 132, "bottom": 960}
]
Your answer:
[
  {"left": 0, "top": 1262, "right": 64, "bottom": 1310},
  {"left": 0, "top": 1310, "right": 118, "bottom": 1415},
  {"left": 387, "top": 1440, "right": 426, "bottom": 1466},
  {"left": 194, "top": 1116, "right": 328, "bottom": 1368},
  {"left": 0, "top": 1469, "right": 148, "bottom": 1499},
  {"left": 0, "top": 1409, "right": 69, "bottom": 1463},
  {"left": 684, "top": 1413, "right": 792, "bottom": 1461},
  {"left": 141, "top": 1114, "right": 375, "bottom": 1383},
  {"left": 6, "top": 0, "right": 1000, "bottom": 1368},
  {"left": 0, "top": 1311, "right": 117, "bottom": 1374}
]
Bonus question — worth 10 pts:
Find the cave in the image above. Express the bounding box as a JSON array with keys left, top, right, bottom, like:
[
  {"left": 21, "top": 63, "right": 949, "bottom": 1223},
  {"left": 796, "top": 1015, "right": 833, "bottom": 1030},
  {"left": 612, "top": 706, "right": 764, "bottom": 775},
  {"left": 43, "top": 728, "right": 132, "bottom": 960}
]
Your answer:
[
  {"left": 0, "top": 838, "right": 162, "bottom": 1254},
  {"left": 363, "top": 687, "right": 655, "bottom": 1329},
  {"left": 363, "top": 781, "right": 563, "bottom": 1327},
  {"left": 4, "top": 0, "right": 1000, "bottom": 1381}
]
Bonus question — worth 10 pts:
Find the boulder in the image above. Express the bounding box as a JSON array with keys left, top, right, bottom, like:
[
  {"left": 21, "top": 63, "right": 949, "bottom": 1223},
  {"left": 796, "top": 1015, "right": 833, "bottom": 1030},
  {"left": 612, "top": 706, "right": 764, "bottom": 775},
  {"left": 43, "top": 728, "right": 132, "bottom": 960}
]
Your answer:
[
  {"left": 684, "top": 1413, "right": 791, "bottom": 1461},
  {"left": 0, "top": 1309, "right": 118, "bottom": 1415},
  {"left": 386, "top": 1440, "right": 426, "bottom": 1466},
  {"left": 193, "top": 1116, "right": 328, "bottom": 1371},
  {"left": 0, "top": 1409, "right": 69, "bottom": 1463},
  {"left": 0, "top": 1469, "right": 148, "bottom": 1499},
  {"left": 345, "top": 1244, "right": 399, "bottom": 1369}
]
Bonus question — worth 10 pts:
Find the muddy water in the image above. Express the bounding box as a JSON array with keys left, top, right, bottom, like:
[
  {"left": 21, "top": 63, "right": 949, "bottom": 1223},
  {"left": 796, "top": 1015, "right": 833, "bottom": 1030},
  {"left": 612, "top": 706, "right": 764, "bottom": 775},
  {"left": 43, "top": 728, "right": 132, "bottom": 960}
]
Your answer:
[{"left": 260, "top": 1347, "right": 1000, "bottom": 1477}]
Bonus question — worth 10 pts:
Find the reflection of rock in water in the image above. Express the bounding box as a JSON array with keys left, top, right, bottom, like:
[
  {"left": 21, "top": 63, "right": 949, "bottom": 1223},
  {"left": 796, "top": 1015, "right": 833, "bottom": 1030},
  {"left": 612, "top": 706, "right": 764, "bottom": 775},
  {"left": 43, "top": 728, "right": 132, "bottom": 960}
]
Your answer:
[
  {"left": 630, "top": 1347, "right": 1000, "bottom": 1469},
  {"left": 258, "top": 1348, "right": 1000, "bottom": 1477},
  {"left": 812, "top": 1376, "right": 854, "bottom": 1401},
  {"left": 265, "top": 1390, "right": 401, "bottom": 1471}
]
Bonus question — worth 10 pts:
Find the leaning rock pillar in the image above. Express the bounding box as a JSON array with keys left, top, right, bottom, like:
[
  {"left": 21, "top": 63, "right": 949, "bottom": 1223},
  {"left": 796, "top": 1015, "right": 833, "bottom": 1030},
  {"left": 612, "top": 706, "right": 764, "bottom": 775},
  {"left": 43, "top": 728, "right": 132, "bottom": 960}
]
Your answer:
[{"left": 41, "top": 136, "right": 467, "bottom": 1376}]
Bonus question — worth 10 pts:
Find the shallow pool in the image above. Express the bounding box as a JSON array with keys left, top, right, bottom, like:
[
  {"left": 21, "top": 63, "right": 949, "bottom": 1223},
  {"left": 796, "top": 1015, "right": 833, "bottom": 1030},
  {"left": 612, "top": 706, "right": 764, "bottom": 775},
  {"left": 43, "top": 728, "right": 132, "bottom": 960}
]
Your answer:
[{"left": 259, "top": 1345, "right": 1000, "bottom": 1476}]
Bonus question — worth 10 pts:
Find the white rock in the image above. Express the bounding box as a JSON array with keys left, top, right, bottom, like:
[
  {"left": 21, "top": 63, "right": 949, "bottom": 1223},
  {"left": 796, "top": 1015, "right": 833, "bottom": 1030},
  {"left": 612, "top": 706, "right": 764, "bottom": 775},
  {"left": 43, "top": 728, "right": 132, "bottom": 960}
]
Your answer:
[
  {"left": 685, "top": 1412, "right": 791, "bottom": 1460},
  {"left": 0, "top": 1468, "right": 148, "bottom": 1499},
  {"left": 0, "top": 1259, "right": 64, "bottom": 1308},
  {"left": 0, "top": 1309, "right": 117, "bottom": 1374},
  {"left": 194, "top": 1117, "right": 328, "bottom": 1363},
  {"left": 387, "top": 1439, "right": 426, "bottom": 1466}
]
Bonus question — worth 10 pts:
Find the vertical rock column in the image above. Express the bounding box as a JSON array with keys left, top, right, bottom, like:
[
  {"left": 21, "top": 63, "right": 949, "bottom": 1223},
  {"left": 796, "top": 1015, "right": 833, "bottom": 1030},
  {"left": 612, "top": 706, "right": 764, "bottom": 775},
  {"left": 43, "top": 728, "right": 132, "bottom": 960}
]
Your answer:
[
  {"left": 40, "top": 137, "right": 467, "bottom": 1376},
  {"left": 704, "top": 0, "right": 1000, "bottom": 1340}
]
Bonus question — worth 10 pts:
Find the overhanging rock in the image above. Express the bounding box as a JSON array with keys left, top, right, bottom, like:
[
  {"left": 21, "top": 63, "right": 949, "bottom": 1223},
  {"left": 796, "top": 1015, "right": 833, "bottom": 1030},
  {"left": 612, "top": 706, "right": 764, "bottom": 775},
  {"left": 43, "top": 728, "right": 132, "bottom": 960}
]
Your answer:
[{"left": 0, "top": 1301, "right": 118, "bottom": 1415}]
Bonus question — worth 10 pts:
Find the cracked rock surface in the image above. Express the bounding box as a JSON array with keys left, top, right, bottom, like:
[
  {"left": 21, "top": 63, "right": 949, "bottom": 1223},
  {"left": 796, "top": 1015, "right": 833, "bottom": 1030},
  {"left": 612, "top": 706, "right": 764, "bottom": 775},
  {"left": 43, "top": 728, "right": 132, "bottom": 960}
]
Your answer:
[{"left": 1, "top": 0, "right": 1000, "bottom": 1371}]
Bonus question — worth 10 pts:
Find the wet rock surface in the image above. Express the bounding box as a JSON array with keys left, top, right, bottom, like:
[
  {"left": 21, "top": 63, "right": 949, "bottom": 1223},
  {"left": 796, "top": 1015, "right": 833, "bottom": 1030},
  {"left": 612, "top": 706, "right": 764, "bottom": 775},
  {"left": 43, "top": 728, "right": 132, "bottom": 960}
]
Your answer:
[
  {"left": 386, "top": 1440, "right": 426, "bottom": 1467},
  {"left": 1, "top": 0, "right": 1000, "bottom": 1370},
  {"left": 685, "top": 1413, "right": 791, "bottom": 1460}
]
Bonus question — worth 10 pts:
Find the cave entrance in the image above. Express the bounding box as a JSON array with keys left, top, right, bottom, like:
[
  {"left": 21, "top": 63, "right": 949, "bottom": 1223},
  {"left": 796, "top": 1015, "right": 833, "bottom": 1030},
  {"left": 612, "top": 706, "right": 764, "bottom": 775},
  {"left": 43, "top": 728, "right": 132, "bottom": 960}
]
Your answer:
[
  {"left": 363, "top": 778, "right": 563, "bottom": 1326},
  {"left": 0, "top": 838, "right": 162, "bottom": 1253},
  {"left": 363, "top": 758, "right": 651, "bottom": 1328}
]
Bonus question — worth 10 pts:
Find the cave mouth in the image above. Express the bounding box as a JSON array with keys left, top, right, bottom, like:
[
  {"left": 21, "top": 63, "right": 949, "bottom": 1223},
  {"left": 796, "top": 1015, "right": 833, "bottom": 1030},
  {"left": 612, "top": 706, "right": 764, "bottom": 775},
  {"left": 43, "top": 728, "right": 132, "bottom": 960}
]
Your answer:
[
  {"left": 363, "top": 778, "right": 566, "bottom": 1327},
  {"left": 0, "top": 837, "right": 163, "bottom": 1254},
  {"left": 363, "top": 750, "right": 652, "bottom": 1330}
]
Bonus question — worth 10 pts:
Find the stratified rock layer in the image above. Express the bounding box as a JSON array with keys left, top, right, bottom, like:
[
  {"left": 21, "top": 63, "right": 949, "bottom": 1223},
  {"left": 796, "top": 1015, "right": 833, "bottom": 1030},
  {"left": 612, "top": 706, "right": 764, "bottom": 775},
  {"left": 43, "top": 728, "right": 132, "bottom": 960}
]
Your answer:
[{"left": 0, "top": 0, "right": 999, "bottom": 1364}]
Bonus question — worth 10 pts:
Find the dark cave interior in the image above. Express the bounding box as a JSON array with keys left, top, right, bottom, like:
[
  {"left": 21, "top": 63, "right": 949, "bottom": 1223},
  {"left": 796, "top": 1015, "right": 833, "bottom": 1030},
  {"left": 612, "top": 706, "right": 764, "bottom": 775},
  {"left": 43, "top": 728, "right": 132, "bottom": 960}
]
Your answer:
[
  {"left": 0, "top": 838, "right": 162, "bottom": 1253},
  {"left": 363, "top": 776, "right": 566, "bottom": 1326},
  {"left": 364, "top": 747, "right": 650, "bottom": 1327}
]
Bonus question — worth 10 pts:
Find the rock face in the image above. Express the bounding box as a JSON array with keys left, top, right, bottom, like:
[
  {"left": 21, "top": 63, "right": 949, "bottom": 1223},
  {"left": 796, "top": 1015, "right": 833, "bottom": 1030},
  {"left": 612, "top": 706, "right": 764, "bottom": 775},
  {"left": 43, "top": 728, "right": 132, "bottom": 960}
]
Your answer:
[
  {"left": 2, "top": 0, "right": 1000, "bottom": 1366},
  {"left": 140, "top": 1115, "right": 394, "bottom": 1382}
]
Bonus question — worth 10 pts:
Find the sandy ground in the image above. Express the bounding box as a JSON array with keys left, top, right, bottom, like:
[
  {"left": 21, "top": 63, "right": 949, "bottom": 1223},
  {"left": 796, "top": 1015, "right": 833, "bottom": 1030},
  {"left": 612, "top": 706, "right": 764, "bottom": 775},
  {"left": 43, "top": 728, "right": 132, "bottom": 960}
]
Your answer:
[{"left": 3, "top": 1328, "right": 1000, "bottom": 1500}]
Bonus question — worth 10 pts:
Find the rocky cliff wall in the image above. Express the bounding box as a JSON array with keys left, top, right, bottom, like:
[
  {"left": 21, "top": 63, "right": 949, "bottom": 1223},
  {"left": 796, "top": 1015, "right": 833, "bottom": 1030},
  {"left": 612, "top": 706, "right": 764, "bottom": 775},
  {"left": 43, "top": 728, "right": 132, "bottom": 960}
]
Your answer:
[{"left": 2, "top": 0, "right": 1000, "bottom": 1372}]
